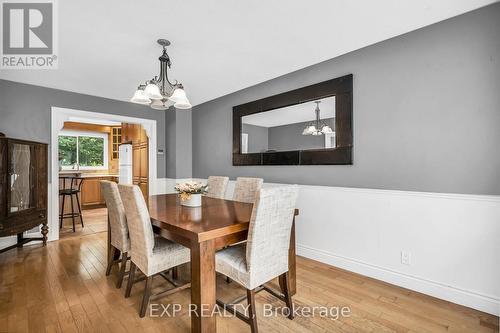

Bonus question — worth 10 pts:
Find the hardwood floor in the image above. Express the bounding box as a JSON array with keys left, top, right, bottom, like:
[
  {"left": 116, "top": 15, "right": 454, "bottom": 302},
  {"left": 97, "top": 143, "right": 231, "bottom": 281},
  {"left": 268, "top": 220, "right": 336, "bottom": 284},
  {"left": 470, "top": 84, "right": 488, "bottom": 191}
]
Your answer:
[
  {"left": 0, "top": 232, "right": 497, "bottom": 332},
  {"left": 60, "top": 208, "right": 108, "bottom": 240}
]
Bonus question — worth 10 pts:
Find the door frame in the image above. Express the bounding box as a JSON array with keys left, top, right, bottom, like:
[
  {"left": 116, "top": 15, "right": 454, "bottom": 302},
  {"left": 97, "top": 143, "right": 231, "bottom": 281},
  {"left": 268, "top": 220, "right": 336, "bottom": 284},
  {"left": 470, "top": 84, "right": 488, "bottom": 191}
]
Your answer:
[{"left": 49, "top": 106, "right": 158, "bottom": 242}]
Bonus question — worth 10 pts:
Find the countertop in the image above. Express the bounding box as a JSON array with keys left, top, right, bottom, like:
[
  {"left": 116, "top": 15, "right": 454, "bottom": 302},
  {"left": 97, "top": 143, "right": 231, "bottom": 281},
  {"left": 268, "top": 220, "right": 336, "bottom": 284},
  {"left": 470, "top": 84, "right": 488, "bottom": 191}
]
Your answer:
[{"left": 59, "top": 172, "right": 119, "bottom": 178}]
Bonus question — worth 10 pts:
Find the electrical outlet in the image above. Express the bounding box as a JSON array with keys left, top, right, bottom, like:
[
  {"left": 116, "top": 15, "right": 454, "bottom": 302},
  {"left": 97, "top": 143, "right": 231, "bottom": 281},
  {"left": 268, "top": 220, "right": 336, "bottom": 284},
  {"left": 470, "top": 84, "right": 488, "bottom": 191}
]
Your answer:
[{"left": 401, "top": 251, "right": 411, "bottom": 265}]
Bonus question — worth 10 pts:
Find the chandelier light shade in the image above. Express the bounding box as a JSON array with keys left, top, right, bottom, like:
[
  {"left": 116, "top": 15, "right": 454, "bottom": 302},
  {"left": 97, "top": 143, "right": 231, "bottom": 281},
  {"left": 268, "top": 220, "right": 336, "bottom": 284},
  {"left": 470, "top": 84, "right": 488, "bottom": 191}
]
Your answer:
[
  {"left": 174, "top": 100, "right": 192, "bottom": 110},
  {"left": 144, "top": 82, "right": 163, "bottom": 100},
  {"left": 168, "top": 87, "right": 187, "bottom": 103},
  {"left": 302, "top": 101, "right": 334, "bottom": 136},
  {"left": 321, "top": 125, "right": 334, "bottom": 134},
  {"left": 150, "top": 99, "right": 169, "bottom": 110},
  {"left": 131, "top": 39, "right": 191, "bottom": 110},
  {"left": 130, "top": 86, "right": 151, "bottom": 104}
]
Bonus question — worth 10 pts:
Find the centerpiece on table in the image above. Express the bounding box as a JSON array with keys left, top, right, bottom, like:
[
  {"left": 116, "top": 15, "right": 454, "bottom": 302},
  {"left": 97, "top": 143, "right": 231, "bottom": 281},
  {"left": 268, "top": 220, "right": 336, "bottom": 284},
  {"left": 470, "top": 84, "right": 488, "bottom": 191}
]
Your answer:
[{"left": 174, "top": 181, "right": 207, "bottom": 207}]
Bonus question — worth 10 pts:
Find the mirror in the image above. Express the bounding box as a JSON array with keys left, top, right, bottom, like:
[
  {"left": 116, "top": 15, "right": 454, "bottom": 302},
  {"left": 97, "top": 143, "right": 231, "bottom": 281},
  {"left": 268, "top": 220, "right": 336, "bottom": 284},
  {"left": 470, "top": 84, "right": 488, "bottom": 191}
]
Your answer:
[
  {"left": 233, "top": 74, "right": 353, "bottom": 166},
  {"left": 241, "top": 96, "right": 335, "bottom": 154}
]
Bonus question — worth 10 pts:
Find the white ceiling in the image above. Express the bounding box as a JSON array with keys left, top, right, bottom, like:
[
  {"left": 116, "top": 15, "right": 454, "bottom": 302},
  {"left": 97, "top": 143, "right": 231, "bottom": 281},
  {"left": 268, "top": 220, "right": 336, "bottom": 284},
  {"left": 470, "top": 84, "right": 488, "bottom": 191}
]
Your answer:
[
  {"left": 0, "top": 0, "right": 496, "bottom": 106},
  {"left": 243, "top": 96, "right": 335, "bottom": 128}
]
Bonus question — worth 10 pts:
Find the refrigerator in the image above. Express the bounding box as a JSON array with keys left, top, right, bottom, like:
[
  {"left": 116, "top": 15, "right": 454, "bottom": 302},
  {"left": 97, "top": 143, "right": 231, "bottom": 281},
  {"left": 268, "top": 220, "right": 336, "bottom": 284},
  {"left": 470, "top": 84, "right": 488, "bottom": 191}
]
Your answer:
[{"left": 119, "top": 144, "right": 133, "bottom": 184}]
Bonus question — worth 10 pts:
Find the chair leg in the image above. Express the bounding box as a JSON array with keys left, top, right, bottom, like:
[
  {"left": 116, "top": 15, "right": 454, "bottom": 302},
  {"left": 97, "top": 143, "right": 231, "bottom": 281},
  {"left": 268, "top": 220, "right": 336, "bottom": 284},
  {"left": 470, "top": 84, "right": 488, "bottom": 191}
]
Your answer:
[
  {"left": 116, "top": 251, "right": 128, "bottom": 288},
  {"left": 70, "top": 193, "right": 75, "bottom": 232},
  {"left": 75, "top": 193, "right": 84, "bottom": 227},
  {"left": 247, "top": 289, "right": 258, "bottom": 333},
  {"left": 280, "top": 271, "right": 294, "bottom": 320},
  {"left": 125, "top": 262, "right": 136, "bottom": 298},
  {"left": 171, "top": 266, "right": 178, "bottom": 280},
  {"left": 60, "top": 194, "right": 65, "bottom": 229},
  {"left": 226, "top": 276, "right": 231, "bottom": 283},
  {"left": 139, "top": 276, "right": 153, "bottom": 318},
  {"left": 106, "top": 246, "right": 117, "bottom": 276}
]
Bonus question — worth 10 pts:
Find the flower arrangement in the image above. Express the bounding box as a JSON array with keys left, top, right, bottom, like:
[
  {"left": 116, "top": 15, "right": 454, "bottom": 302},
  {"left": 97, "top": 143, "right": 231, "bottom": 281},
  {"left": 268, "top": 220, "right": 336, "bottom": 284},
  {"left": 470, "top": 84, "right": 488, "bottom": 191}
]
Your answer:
[{"left": 174, "top": 181, "right": 208, "bottom": 202}]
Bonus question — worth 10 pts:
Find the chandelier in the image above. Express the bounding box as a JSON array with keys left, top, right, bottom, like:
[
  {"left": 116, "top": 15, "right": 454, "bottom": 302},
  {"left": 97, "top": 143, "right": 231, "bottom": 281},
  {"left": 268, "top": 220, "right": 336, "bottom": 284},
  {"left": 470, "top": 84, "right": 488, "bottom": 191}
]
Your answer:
[
  {"left": 302, "top": 101, "right": 334, "bottom": 135},
  {"left": 130, "top": 39, "right": 191, "bottom": 110}
]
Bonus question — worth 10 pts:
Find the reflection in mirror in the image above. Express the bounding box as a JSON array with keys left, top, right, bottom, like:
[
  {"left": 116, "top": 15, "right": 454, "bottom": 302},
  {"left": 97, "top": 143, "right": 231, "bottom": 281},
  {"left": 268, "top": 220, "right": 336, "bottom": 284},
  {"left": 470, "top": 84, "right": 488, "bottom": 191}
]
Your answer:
[{"left": 241, "top": 96, "right": 335, "bottom": 154}]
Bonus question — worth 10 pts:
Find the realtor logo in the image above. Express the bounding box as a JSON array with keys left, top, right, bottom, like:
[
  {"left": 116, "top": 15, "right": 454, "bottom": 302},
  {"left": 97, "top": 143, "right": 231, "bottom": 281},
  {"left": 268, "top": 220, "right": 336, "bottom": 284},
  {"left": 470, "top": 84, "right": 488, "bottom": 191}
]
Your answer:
[{"left": 1, "top": 0, "right": 57, "bottom": 69}]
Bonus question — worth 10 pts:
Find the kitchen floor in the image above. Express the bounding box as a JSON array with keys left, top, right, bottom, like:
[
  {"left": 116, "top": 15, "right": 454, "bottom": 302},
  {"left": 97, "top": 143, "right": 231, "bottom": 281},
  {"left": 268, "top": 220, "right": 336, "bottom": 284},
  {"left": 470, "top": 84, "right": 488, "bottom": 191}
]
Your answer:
[{"left": 59, "top": 208, "right": 107, "bottom": 239}]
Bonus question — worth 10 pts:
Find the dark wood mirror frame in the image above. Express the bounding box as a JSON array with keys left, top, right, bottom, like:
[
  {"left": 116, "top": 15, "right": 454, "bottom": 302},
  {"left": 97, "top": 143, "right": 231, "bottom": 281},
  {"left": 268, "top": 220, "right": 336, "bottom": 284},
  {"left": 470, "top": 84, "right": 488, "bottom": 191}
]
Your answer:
[{"left": 233, "top": 74, "right": 353, "bottom": 166}]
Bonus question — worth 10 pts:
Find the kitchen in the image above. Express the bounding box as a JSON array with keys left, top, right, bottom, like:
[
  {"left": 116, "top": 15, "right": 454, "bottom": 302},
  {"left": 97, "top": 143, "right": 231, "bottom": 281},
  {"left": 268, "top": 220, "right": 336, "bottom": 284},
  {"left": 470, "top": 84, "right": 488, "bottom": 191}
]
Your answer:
[{"left": 58, "top": 119, "right": 149, "bottom": 238}]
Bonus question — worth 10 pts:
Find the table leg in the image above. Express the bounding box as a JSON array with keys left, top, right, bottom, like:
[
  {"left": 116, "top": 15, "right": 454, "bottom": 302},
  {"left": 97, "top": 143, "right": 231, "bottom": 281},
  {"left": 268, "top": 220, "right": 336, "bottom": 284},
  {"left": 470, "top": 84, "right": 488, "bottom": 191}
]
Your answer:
[
  {"left": 280, "top": 219, "right": 296, "bottom": 296},
  {"left": 190, "top": 239, "right": 216, "bottom": 333}
]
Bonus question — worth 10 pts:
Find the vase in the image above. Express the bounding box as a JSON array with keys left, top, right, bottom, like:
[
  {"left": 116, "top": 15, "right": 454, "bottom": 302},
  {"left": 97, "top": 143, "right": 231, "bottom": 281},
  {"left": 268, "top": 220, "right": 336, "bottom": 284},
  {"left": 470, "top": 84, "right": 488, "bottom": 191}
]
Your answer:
[{"left": 181, "top": 193, "right": 202, "bottom": 207}]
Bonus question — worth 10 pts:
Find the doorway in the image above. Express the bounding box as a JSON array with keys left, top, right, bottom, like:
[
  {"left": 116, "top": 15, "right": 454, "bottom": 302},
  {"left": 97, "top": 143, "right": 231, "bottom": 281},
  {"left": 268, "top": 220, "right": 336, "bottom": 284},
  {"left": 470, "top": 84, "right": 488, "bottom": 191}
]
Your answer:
[{"left": 50, "top": 107, "right": 157, "bottom": 242}]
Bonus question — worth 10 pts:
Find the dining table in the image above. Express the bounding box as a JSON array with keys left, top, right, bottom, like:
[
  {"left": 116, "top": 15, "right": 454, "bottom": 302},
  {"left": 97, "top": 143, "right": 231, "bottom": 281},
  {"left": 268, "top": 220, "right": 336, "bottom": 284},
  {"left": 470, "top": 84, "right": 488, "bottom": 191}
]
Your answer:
[{"left": 144, "top": 193, "right": 299, "bottom": 333}]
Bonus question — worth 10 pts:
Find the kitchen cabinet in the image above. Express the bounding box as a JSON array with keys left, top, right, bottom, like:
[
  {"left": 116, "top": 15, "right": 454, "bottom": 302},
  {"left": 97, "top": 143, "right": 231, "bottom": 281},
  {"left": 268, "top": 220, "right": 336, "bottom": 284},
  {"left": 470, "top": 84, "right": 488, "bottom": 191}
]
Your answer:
[{"left": 79, "top": 176, "right": 118, "bottom": 209}]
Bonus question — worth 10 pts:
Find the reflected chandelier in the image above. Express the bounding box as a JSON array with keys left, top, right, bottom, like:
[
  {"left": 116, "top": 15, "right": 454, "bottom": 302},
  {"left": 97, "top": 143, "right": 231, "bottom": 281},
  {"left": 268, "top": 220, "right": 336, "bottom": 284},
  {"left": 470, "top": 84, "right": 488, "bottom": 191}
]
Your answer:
[
  {"left": 302, "top": 101, "right": 334, "bottom": 135},
  {"left": 130, "top": 39, "right": 191, "bottom": 110}
]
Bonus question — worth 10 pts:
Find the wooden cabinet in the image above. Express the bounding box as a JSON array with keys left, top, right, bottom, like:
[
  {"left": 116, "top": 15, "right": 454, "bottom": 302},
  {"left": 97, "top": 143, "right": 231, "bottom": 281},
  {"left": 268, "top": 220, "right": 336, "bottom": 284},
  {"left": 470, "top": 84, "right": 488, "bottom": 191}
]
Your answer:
[
  {"left": 80, "top": 176, "right": 118, "bottom": 209},
  {"left": 0, "top": 135, "right": 48, "bottom": 252},
  {"left": 111, "top": 127, "right": 121, "bottom": 160}
]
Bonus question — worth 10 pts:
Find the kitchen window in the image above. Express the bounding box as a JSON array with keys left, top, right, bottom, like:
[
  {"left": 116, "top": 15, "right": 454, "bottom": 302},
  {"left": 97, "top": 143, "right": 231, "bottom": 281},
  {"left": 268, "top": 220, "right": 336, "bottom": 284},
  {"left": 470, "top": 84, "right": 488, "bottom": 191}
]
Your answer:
[{"left": 58, "top": 130, "right": 108, "bottom": 170}]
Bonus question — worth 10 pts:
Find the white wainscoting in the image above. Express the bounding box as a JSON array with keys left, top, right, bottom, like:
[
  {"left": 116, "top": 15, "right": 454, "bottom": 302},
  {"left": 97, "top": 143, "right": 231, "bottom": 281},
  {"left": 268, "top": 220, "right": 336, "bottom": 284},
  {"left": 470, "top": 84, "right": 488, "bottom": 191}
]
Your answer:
[{"left": 158, "top": 178, "right": 500, "bottom": 315}]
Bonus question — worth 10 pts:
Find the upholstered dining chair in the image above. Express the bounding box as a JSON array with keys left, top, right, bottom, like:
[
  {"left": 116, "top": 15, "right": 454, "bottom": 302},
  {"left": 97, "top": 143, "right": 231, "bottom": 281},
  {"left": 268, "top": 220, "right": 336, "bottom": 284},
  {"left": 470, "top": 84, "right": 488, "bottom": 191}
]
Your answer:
[
  {"left": 206, "top": 176, "right": 229, "bottom": 199},
  {"left": 216, "top": 185, "right": 299, "bottom": 333},
  {"left": 101, "top": 180, "right": 130, "bottom": 289},
  {"left": 118, "top": 184, "right": 191, "bottom": 317},
  {"left": 232, "top": 177, "right": 263, "bottom": 203}
]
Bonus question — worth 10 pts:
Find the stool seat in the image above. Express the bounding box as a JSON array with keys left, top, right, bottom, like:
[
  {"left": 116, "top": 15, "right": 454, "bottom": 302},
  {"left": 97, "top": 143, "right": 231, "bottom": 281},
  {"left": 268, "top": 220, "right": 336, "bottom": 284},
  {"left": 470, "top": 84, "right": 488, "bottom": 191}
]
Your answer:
[{"left": 59, "top": 189, "right": 79, "bottom": 195}]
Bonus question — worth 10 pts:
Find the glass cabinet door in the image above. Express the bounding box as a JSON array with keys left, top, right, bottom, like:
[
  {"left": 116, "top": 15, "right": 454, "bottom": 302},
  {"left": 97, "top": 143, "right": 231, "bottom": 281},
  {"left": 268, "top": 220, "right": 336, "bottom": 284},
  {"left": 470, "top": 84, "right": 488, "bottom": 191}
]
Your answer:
[{"left": 9, "top": 142, "right": 34, "bottom": 213}]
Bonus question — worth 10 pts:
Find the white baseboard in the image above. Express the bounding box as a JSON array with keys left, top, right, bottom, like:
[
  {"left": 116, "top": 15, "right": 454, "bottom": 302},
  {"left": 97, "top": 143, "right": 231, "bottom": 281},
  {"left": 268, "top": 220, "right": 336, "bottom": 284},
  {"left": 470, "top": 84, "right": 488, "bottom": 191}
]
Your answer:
[
  {"left": 297, "top": 243, "right": 499, "bottom": 316},
  {"left": 0, "top": 236, "right": 17, "bottom": 250}
]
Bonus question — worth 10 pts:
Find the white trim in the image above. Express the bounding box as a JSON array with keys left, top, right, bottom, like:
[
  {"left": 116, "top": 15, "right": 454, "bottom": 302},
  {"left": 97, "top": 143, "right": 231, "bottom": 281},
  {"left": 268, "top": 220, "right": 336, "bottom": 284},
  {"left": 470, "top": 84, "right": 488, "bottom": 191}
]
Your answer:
[
  {"left": 49, "top": 107, "right": 157, "bottom": 242},
  {"left": 154, "top": 178, "right": 193, "bottom": 195},
  {"left": 58, "top": 129, "right": 109, "bottom": 170}
]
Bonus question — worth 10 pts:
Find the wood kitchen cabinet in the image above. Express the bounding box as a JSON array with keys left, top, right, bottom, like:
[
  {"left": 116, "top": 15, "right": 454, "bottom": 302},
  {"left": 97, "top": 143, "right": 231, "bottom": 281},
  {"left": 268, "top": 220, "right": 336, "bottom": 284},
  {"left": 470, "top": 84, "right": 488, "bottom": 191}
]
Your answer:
[{"left": 80, "top": 176, "right": 118, "bottom": 209}]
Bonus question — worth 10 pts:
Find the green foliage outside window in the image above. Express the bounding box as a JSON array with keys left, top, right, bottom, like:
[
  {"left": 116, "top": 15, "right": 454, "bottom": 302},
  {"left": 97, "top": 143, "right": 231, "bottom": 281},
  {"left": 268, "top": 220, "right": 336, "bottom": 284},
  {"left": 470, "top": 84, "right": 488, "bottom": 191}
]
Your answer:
[
  {"left": 78, "top": 136, "right": 104, "bottom": 166},
  {"left": 58, "top": 136, "right": 77, "bottom": 166},
  {"left": 58, "top": 135, "right": 105, "bottom": 168}
]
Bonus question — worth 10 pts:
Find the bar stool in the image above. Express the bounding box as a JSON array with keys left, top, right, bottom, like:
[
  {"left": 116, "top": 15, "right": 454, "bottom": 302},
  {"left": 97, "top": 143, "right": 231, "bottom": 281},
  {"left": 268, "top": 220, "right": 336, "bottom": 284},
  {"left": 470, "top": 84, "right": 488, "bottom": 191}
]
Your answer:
[{"left": 59, "top": 176, "right": 85, "bottom": 232}]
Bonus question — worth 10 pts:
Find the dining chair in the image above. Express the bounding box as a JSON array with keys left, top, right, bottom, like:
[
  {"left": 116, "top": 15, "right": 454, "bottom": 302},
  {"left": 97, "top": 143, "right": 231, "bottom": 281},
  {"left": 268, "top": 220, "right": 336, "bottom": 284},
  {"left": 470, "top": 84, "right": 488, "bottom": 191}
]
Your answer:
[
  {"left": 215, "top": 185, "right": 299, "bottom": 333},
  {"left": 232, "top": 177, "right": 263, "bottom": 203},
  {"left": 100, "top": 180, "right": 130, "bottom": 288},
  {"left": 118, "top": 184, "right": 191, "bottom": 317},
  {"left": 206, "top": 176, "right": 229, "bottom": 199}
]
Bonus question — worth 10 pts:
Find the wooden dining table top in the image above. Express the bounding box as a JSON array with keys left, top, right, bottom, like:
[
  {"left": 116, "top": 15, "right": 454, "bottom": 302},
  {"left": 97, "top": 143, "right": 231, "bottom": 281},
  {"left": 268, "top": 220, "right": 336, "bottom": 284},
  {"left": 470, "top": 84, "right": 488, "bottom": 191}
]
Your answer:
[{"left": 149, "top": 193, "right": 255, "bottom": 242}]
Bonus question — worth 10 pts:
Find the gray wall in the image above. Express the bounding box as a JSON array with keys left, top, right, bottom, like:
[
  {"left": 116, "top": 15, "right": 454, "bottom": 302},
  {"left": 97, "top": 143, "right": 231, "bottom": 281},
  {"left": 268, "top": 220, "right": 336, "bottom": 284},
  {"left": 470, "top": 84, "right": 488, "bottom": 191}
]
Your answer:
[
  {"left": 174, "top": 109, "right": 193, "bottom": 179},
  {"left": 0, "top": 80, "right": 170, "bottom": 180},
  {"left": 268, "top": 118, "right": 334, "bottom": 151},
  {"left": 192, "top": 4, "right": 500, "bottom": 195},
  {"left": 242, "top": 123, "right": 268, "bottom": 153}
]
